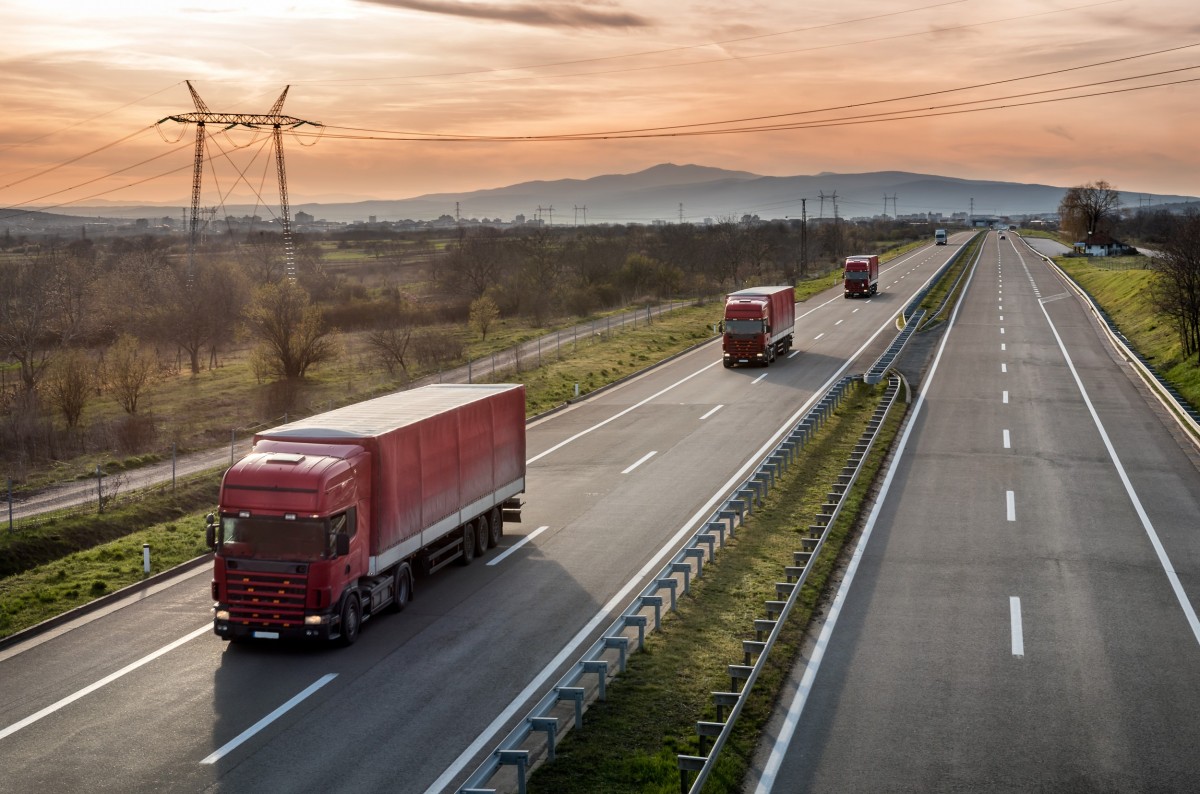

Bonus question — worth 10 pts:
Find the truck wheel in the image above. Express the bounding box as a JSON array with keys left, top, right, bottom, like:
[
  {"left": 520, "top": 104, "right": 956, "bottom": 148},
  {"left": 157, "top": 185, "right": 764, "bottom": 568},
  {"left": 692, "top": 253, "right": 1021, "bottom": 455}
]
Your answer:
[
  {"left": 459, "top": 522, "right": 476, "bottom": 566},
  {"left": 487, "top": 508, "right": 503, "bottom": 548},
  {"left": 473, "top": 516, "right": 489, "bottom": 557},
  {"left": 339, "top": 593, "right": 361, "bottom": 646},
  {"left": 388, "top": 563, "right": 413, "bottom": 613}
]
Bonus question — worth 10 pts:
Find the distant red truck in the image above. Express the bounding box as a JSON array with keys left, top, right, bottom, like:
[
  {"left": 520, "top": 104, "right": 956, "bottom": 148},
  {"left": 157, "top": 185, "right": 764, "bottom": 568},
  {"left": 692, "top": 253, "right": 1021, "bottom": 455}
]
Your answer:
[
  {"left": 722, "top": 285, "right": 796, "bottom": 367},
  {"left": 843, "top": 255, "right": 880, "bottom": 298},
  {"left": 208, "top": 383, "right": 526, "bottom": 646}
]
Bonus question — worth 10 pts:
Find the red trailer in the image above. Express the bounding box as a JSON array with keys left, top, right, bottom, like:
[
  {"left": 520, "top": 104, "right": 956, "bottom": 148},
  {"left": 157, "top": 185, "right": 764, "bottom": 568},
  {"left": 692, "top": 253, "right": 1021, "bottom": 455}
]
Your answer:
[
  {"left": 722, "top": 285, "right": 796, "bottom": 367},
  {"left": 843, "top": 255, "right": 879, "bottom": 298},
  {"left": 208, "top": 383, "right": 526, "bottom": 645}
]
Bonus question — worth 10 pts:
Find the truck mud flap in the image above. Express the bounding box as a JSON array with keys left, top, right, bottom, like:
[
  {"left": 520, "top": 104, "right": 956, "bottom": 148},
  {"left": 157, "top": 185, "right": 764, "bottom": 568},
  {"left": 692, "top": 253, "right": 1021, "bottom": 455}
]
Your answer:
[{"left": 502, "top": 496, "right": 523, "bottom": 523}]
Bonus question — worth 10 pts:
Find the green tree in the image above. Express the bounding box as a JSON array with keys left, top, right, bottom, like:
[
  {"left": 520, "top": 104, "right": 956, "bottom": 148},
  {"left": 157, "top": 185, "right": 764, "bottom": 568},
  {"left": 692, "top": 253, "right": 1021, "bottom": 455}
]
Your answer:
[{"left": 469, "top": 295, "right": 500, "bottom": 341}]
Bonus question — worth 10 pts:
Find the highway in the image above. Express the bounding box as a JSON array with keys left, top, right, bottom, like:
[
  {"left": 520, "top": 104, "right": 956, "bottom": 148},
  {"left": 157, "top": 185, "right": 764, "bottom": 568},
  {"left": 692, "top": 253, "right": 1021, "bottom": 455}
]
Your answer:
[
  {"left": 0, "top": 239, "right": 962, "bottom": 794},
  {"left": 749, "top": 232, "right": 1200, "bottom": 791}
]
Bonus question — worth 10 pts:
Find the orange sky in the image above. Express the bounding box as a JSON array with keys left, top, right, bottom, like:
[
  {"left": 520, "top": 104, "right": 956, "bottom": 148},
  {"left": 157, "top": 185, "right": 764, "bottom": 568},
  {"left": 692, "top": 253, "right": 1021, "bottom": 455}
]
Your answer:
[{"left": 2, "top": 0, "right": 1198, "bottom": 215}]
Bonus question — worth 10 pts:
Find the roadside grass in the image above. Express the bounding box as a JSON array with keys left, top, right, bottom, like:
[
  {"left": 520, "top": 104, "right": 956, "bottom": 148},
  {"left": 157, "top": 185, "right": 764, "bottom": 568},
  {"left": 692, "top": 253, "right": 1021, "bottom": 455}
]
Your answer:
[
  {"left": 0, "top": 479, "right": 218, "bottom": 639},
  {"left": 528, "top": 379, "right": 909, "bottom": 793},
  {"left": 1055, "top": 256, "right": 1200, "bottom": 412}
]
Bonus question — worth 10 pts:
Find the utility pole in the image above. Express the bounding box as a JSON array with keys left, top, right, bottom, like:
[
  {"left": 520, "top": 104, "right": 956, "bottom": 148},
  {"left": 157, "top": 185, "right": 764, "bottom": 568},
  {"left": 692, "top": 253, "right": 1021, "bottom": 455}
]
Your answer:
[
  {"left": 158, "top": 81, "right": 321, "bottom": 284},
  {"left": 679, "top": 203, "right": 684, "bottom": 223},
  {"left": 969, "top": 197, "right": 975, "bottom": 226},
  {"left": 455, "top": 201, "right": 461, "bottom": 224},
  {"left": 800, "top": 197, "right": 808, "bottom": 277},
  {"left": 818, "top": 190, "right": 827, "bottom": 219}
]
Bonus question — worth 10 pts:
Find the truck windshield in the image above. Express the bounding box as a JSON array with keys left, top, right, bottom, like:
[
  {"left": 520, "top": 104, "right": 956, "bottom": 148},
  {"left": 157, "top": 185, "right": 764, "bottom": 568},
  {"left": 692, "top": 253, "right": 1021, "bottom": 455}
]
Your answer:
[
  {"left": 845, "top": 271, "right": 868, "bottom": 280},
  {"left": 724, "top": 319, "right": 764, "bottom": 334},
  {"left": 221, "top": 515, "right": 330, "bottom": 561}
]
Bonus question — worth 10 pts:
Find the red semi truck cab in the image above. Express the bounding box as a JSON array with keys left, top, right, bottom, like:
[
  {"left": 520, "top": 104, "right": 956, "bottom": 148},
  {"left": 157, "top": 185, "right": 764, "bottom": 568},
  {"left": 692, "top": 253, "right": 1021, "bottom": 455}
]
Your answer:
[
  {"left": 722, "top": 285, "right": 796, "bottom": 367},
  {"left": 208, "top": 383, "right": 526, "bottom": 646},
  {"left": 843, "top": 255, "right": 880, "bottom": 298}
]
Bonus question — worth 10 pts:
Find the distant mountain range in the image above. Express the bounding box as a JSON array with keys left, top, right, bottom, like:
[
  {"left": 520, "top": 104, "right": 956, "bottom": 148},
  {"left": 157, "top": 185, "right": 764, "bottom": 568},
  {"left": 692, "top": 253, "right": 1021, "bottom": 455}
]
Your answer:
[{"left": 17, "top": 163, "right": 1200, "bottom": 226}]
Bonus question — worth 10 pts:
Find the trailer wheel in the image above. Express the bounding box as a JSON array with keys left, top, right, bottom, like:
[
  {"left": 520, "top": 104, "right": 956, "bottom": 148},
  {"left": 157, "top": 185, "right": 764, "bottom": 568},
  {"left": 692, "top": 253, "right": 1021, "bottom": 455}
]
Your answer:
[
  {"left": 487, "top": 508, "right": 503, "bottom": 548},
  {"left": 459, "top": 522, "right": 476, "bottom": 566},
  {"left": 388, "top": 563, "right": 413, "bottom": 613},
  {"left": 339, "top": 593, "right": 361, "bottom": 646},
  {"left": 473, "top": 516, "right": 488, "bottom": 557}
]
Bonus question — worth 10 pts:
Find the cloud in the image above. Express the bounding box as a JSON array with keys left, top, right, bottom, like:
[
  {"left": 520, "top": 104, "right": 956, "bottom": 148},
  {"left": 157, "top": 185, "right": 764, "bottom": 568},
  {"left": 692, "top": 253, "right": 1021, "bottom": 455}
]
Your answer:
[
  {"left": 1043, "top": 125, "right": 1075, "bottom": 142},
  {"left": 357, "top": 0, "right": 650, "bottom": 28}
]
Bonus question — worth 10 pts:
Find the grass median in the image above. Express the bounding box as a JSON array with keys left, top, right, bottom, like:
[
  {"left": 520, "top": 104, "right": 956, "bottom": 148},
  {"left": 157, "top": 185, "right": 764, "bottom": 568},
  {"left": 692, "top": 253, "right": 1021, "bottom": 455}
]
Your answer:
[{"left": 528, "top": 378, "right": 909, "bottom": 794}]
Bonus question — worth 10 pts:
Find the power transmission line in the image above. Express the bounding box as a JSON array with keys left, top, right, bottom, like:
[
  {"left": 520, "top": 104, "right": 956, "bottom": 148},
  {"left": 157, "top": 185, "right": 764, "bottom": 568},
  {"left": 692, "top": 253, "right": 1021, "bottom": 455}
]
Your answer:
[{"left": 157, "top": 81, "right": 322, "bottom": 284}]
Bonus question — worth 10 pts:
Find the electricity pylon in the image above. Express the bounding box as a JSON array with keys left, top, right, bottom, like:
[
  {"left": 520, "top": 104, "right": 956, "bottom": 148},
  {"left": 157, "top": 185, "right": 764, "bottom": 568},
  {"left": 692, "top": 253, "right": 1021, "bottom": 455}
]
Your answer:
[{"left": 158, "top": 81, "right": 321, "bottom": 283}]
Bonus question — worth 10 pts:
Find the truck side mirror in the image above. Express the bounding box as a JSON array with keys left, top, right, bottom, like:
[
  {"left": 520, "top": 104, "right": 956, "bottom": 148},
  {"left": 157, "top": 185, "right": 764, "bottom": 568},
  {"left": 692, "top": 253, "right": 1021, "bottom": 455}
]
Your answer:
[
  {"left": 205, "top": 513, "right": 216, "bottom": 549},
  {"left": 336, "top": 533, "right": 350, "bottom": 557}
]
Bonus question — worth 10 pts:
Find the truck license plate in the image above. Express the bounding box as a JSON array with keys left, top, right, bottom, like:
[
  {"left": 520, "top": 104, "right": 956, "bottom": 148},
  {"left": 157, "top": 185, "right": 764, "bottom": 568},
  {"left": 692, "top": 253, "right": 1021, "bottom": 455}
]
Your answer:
[{"left": 252, "top": 631, "right": 280, "bottom": 640}]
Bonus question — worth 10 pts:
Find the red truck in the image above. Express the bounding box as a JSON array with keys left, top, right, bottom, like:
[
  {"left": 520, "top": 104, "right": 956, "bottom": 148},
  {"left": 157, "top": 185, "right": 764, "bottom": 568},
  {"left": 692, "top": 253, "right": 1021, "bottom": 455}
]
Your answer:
[
  {"left": 207, "top": 383, "right": 526, "bottom": 645},
  {"left": 843, "top": 255, "right": 879, "bottom": 298},
  {"left": 722, "top": 285, "right": 796, "bottom": 367}
]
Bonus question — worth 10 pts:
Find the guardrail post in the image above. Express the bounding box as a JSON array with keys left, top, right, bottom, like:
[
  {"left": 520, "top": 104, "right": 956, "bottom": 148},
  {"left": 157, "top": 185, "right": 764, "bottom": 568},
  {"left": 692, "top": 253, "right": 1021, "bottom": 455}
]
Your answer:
[
  {"left": 712, "top": 691, "right": 740, "bottom": 722},
  {"left": 641, "top": 595, "right": 663, "bottom": 630},
  {"left": 529, "top": 717, "right": 558, "bottom": 761},
  {"left": 678, "top": 754, "right": 706, "bottom": 794},
  {"left": 657, "top": 577, "right": 678, "bottom": 612},
  {"left": 496, "top": 750, "right": 529, "bottom": 794},
  {"left": 682, "top": 547, "right": 706, "bottom": 577},
  {"left": 604, "top": 635, "right": 629, "bottom": 672},
  {"left": 624, "top": 614, "right": 648, "bottom": 650},
  {"left": 670, "top": 562, "right": 692, "bottom": 594},
  {"left": 582, "top": 659, "right": 608, "bottom": 701},
  {"left": 556, "top": 686, "right": 586, "bottom": 729}
]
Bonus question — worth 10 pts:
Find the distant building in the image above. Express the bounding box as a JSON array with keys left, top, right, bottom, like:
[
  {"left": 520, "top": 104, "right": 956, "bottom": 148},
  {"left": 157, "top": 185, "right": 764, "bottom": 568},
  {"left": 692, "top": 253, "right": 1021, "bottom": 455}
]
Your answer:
[{"left": 295, "top": 210, "right": 314, "bottom": 224}]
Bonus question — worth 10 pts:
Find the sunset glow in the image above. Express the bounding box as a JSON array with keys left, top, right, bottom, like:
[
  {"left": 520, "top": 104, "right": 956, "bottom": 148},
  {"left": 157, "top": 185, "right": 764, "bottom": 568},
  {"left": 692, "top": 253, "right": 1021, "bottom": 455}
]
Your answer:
[{"left": 3, "top": 0, "right": 1198, "bottom": 213}]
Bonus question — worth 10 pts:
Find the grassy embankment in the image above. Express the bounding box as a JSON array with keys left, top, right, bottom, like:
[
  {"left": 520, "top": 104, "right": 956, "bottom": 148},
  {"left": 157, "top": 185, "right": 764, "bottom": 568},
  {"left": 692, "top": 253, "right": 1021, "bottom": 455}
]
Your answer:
[
  {"left": 527, "top": 379, "right": 908, "bottom": 793},
  {"left": 1054, "top": 255, "right": 1200, "bottom": 412}
]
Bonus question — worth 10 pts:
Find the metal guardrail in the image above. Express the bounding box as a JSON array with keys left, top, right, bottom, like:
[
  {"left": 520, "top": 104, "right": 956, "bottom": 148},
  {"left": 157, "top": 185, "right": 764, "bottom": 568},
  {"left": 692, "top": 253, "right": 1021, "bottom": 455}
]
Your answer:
[
  {"left": 675, "top": 373, "right": 901, "bottom": 794},
  {"left": 864, "top": 232, "right": 983, "bottom": 385},
  {"left": 457, "top": 375, "right": 861, "bottom": 794},
  {"left": 1016, "top": 236, "right": 1200, "bottom": 440}
]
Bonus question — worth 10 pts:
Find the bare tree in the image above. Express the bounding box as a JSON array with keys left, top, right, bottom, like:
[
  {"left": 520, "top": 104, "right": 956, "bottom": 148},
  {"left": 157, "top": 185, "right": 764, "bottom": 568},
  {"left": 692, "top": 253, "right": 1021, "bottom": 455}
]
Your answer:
[
  {"left": 1059, "top": 181, "right": 1122, "bottom": 241},
  {"left": 106, "top": 333, "right": 158, "bottom": 414},
  {"left": 244, "top": 281, "right": 336, "bottom": 379},
  {"left": 0, "top": 246, "right": 89, "bottom": 395},
  {"left": 42, "top": 348, "right": 94, "bottom": 429},
  {"left": 1150, "top": 211, "right": 1200, "bottom": 363}
]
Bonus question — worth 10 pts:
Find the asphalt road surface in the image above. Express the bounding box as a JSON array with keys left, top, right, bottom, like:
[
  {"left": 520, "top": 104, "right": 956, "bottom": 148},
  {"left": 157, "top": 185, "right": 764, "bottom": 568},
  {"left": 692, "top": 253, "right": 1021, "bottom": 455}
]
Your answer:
[
  {"left": 748, "top": 232, "right": 1200, "bottom": 792},
  {"left": 0, "top": 238, "right": 967, "bottom": 794}
]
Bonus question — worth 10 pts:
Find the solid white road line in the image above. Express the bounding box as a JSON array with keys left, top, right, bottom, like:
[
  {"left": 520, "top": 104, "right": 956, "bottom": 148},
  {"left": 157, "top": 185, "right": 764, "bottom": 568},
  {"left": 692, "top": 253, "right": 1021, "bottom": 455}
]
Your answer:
[
  {"left": 1003, "top": 429, "right": 1011, "bottom": 449},
  {"left": 0, "top": 625, "right": 211, "bottom": 741},
  {"left": 1034, "top": 280, "right": 1200, "bottom": 646},
  {"left": 487, "top": 526, "right": 549, "bottom": 566},
  {"left": 1010, "top": 597, "right": 1025, "bottom": 657},
  {"left": 1007, "top": 490, "right": 1016, "bottom": 521},
  {"left": 699, "top": 405, "right": 724, "bottom": 420},
  {"left": 200, "top": 674, "right": 337, "bottom": 764},
  {"left": 752, "top": 373, "right": 768, "bottom": 384},
  {"left": 752, "top": 233, "right": 983, "bottom": 794},
  {"left": 621, "top": 451, "right": 657, "bottom": 474}
]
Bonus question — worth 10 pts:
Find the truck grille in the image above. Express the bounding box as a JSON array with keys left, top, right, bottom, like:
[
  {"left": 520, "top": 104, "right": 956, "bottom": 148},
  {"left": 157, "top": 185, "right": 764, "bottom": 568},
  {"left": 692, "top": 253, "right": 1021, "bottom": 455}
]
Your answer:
[
  {"left": 225, "top": 568, "right": 308, "bottom": 629},
  {"left": 727, "top": 339, "right": 760, "bottom": 356}
]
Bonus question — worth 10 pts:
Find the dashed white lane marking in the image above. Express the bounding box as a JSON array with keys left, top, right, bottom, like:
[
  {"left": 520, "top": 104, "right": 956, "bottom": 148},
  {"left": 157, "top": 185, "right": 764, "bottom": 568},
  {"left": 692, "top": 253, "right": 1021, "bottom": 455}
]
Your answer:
[
  {"left": 1010, "top": 597, "right": 1025, "bottom": 657},
  {"left": 621, "top": 450, "right": 657, "bottom": 474}
]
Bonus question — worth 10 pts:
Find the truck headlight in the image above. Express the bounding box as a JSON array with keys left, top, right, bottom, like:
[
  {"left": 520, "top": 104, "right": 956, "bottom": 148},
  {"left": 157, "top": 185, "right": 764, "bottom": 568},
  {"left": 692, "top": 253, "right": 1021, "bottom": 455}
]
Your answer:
[
  {"left": 214, "top": 609, "right": 230, "bottom": 621},
  {"left": 305, "top": 614, "right": 328, "bottom": 625}
]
